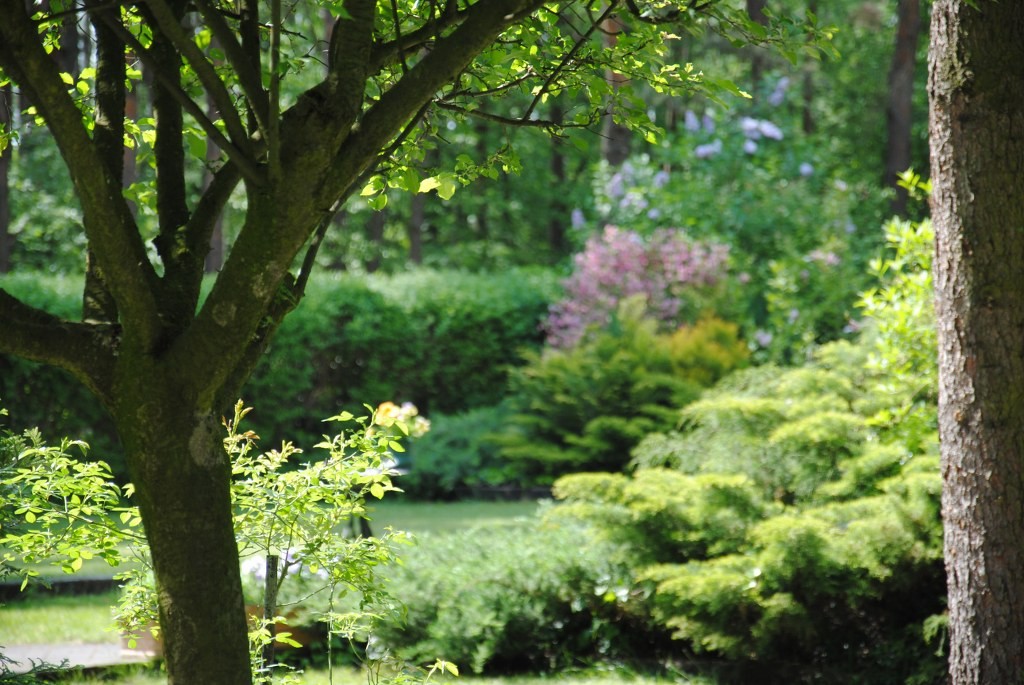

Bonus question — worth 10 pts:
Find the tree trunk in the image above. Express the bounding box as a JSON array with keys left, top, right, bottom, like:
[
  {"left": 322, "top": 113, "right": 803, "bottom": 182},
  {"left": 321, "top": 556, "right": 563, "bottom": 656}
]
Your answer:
[
  {"left": 0, "top": 84, "right": 11, "bottom": 273},
  {"left": 884, "top": 0, "right": 921, "bottom": 217},
  {"left": 113, "top": 374, "right": 251, "bottom": 685},
  {"left": 601, "top": 16, "right": 631, "bottom": 166},
  {"left": 408, "top": 191, "right": 425, "bottom": 265},
  {"left": 929, "top": 1, "right": 1024, "bottom": 682},
  {"left": 746, "top": 0, "right": 768, "bottom": 95}
]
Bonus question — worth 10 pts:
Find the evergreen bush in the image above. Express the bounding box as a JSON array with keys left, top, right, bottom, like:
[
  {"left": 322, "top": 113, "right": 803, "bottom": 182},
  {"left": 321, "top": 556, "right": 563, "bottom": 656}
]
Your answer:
[{"left": 497, "top": 300, "right": 747, "bottom": 484}]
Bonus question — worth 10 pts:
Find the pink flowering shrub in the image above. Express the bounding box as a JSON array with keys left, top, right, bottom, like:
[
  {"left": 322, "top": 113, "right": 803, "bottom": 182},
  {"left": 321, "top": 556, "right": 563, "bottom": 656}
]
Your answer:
[{"left": 544, "top": 226, "right": 729, "bottom": 348}]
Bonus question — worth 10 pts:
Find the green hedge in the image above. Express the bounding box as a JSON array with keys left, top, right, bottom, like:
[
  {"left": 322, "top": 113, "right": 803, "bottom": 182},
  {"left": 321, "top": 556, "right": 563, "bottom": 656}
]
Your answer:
[{"left": 0, "top": 268, "right": 559, "bottom": 472}]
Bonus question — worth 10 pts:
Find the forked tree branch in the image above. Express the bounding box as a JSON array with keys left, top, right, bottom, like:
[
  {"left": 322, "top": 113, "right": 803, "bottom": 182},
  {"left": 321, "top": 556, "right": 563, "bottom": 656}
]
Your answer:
[
  {"left": 0, "top": 0, "right": 161, "bottom": 346},
  {"left": 192, "top": 0, "right": 270, "bottom": 135},
  {"left": 91, "top": 6, "right": 265, "bottom": 185}
]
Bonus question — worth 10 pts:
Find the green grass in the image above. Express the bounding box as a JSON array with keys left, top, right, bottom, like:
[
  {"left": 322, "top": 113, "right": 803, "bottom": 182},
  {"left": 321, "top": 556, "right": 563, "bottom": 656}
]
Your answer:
[
  {"left": 57, "top": 666, "right": 716, "bottom": 685},
  {"left": 0, "top": 590, "right": 121, "bottom": 645},
  {"left": 367, "top": 499, "right": 543, "bottom": 535},
  {"left": 1, "top": 501, "right": 541, "bottom": 648}
]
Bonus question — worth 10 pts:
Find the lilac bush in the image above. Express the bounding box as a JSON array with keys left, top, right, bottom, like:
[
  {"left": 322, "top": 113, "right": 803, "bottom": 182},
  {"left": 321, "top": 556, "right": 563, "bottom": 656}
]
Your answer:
[{"left": 544, "top": 225, "right": 729, "bottom": 348}]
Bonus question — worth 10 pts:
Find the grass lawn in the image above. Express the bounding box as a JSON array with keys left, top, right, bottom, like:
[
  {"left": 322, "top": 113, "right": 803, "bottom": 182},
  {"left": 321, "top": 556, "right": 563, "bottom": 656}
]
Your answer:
[
  {"left": 56, "top": 665, "right": 716, "bottom": 685},
  {"left": 0, "top": 591, "right": 121, "bottom": 645},
  {"left": 367, "top": 499, "right": 544, "bottom": 535},
  {"left": 1, "top": 501, "right": 543, "bottom": 647}
]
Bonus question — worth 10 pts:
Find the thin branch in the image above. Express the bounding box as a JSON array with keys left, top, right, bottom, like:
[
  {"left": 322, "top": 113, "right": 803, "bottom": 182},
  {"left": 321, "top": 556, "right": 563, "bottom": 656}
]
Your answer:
[
  {"left": 622, "top": 0, "right": 681, "bottom": 25},
  {"left": 268, "top": 0, "right": 282, "bottom": 177},
  {"left": 390, "top": 0, "right": 410, "bottom": 73},
  {"left": 523, "top": 0, "right": 619, "bottom": 120},
  {"left": 368, "top": 8, "right": 469, "bottom": 74},
  {"left": 146, "top": 0, "right": 250, "bottom": 143},
  {"left": 91, "top": 9, "right": 265, "bottom": 185},
  {"left": 143, "top": 0, "right": 253, "bottom": 157},
  {"left": 436, "top": 100, "right": 585, "bottom": 130}
]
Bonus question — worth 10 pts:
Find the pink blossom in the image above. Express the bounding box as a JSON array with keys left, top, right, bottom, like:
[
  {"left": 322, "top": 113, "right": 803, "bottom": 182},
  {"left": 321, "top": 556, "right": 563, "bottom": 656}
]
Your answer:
[{"left": 543, "top": 226, "right": 729, "bottom": 348}]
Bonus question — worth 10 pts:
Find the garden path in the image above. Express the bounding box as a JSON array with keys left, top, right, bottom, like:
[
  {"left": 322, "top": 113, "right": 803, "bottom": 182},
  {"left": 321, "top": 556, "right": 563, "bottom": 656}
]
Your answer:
[{"left": 2, "top": 643, "right": 157, "bottom": 674}]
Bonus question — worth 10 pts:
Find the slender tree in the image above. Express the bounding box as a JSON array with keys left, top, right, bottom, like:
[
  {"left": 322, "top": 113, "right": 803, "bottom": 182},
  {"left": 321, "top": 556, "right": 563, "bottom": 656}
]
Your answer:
[
  {"left": 0, "top": 1, "right": 821, "bottom": 682},
  {"left": 885, "top": 0, "right": 921, "bottom": 217},
  {"left": 929, "top": 1, "right": 1024, "bottom": 682}
]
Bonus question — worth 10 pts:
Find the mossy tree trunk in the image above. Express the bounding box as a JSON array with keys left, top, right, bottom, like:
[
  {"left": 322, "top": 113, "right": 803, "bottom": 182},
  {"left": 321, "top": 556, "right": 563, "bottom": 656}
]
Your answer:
[
  {"left": 929, "top": 1, "right": 1024, "bottom": 682},
  {"left": 0, "top": 0, "right": 546, "bottom": 681}
]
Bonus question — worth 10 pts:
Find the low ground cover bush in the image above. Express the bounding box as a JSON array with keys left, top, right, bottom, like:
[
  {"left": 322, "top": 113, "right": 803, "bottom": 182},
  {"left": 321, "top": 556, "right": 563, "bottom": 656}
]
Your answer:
[{"left": 377, "top": 520, "right": 672, "bottom": 674}]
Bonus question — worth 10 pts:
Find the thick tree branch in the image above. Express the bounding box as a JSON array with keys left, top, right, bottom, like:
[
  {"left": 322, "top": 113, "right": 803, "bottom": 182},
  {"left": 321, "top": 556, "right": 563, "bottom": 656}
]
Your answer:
[
  {"left": 0, "top": 0, "right": 161, "bottom": 347},
  {"left": 90, "top": 6, "right": 265, "bottom": 185},
  {"left": 144, "top": 0, "right": 253, "bottom": 158},
  {"left": 319, "top": 0, "right": 548, "bottom": 210},
  {"left": 192, "top": 0, "right": 269, "bottom": 135},
  {"left": 0, "top": 290, "right": 116, "bottom": 404},
  {"left": 85, "top": 9, "right": 127, "bottom": 324},
  {"left": 146, "top": 3, "right": 193, "bottom": 320},
  {"left": 168, "top": 0, "right": 379, "bottom": 403}
]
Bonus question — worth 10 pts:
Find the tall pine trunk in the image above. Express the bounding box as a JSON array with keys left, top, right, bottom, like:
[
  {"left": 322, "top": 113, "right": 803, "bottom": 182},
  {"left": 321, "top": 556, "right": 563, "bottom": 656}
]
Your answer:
[{"left": 929, "top": 1, "right": 1024, "bottom": 682}]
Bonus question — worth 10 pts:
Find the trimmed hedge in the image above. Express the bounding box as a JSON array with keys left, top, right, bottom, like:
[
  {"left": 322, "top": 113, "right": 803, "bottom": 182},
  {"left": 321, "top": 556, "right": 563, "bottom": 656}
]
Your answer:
[{"left": 0, "top": 268, "right": 559, "bottom": 472}]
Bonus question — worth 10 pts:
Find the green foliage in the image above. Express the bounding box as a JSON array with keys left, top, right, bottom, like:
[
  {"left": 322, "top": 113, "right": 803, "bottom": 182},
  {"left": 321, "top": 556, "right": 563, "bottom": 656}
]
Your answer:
[
  {"left": 376, "top": 520, "right": 666, "bottom": 674},
  {"left": 498, "top": 301, "right": 747, "bottom": 483},
  {"left": 549, "top": 218, "right": 945, "bottom": 683},
  {"left": 400, "top": 403, "right": 524, "bottom": 499},
  {"left": 0, "top": 402, "right": 432, "bottom": 683},
  {"left": 858, "top": 218, "right": 937, "bottom": 453},
  {"left": 245, "top": 268, "right": 557, "bottom": 449}
]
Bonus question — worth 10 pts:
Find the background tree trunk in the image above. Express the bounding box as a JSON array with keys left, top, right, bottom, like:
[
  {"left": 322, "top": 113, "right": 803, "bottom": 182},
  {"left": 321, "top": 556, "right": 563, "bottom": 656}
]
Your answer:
[
  {"left": 929, "top": 1, "right": 1024, "bottom": 682},
  {"left": 885, "top": 0, "right": 921, "bottom": 217},
  {"left": 0, "top": 84, "right": 11, "bottom": 274}
]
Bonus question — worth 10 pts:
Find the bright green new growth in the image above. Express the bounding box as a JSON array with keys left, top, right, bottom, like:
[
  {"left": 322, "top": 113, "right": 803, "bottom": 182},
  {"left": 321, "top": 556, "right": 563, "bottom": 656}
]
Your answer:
[{"left": 1, "top": 402, "right": 444, "bottom": 684}]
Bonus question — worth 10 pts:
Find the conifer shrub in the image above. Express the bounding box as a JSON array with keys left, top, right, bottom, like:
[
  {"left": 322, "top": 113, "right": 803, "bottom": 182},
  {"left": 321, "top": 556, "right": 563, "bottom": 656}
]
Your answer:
[{"left": 497, "top": 300, "right": 747, "bottom": 484}]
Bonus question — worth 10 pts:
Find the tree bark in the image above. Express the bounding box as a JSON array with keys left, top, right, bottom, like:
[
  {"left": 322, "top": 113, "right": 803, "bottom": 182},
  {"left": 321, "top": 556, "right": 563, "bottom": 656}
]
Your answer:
[
  {"left": 113, "top": 380, "right": 251, "bottom": 685},
  {"left": 0, "top": 84, "right": 11, "bottom": 274},
  {"left": 929, "top": 1, "right": 1024, "bottom": 682},
  {"left": 885, "top": 0, "right": 921, "bottom": 217},
  {"left": 746, "top": 0, "right": 768, "bottom": 95}
]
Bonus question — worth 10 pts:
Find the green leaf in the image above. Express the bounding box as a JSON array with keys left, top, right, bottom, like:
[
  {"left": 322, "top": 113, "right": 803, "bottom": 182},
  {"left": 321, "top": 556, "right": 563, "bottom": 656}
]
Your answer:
[
  {"left": 24, "top": 511, "right": 35, "bottom": 523},
  {"left": 436, "top": 174, "right": 458, "bottom": 201},
  {"left": 388, "top": 440, "right": 405, "bottom": 453},
  {"left": 369, "top": 483, "right": 385, "bottom": 499},
  {"left": 418, "top": 176, "right": 441, "bottom": 194}
]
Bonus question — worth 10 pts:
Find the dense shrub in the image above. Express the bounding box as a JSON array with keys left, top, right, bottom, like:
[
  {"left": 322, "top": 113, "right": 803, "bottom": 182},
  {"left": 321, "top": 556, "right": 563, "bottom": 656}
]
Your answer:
[
  {"left": 497, "top": 301, "right": 747, "bottom": 484},
  {"left": 400, "top": 403, "right": 525, "bottom": 499},
  {"left": 377, "top": 520, "right": 670, "bottom": 673},
  {"left": 549, "top": 222, "right": 945, "bottom": 683},
  {"left": 0, "top": 268, "right": 558, "bottom": 472},
  {"left": 247, "top": 267, "right": 557, "bottom": 448}
]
